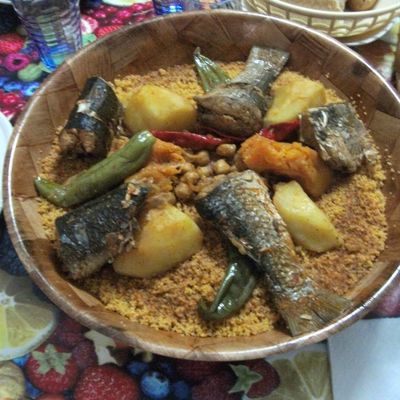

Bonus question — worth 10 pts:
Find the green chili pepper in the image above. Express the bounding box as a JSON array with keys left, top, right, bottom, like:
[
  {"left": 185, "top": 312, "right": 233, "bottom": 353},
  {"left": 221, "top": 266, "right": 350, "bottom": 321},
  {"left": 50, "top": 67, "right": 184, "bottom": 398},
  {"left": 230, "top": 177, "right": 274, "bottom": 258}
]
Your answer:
[
  {"left": 198, "top": 244, "right": 258, "bottom": 321},
  {"left": 34, "top": 130, "right": 156, "bottom": 208},
  {"left": 194, "top": 47, "right": 231, "bottom": 93}
]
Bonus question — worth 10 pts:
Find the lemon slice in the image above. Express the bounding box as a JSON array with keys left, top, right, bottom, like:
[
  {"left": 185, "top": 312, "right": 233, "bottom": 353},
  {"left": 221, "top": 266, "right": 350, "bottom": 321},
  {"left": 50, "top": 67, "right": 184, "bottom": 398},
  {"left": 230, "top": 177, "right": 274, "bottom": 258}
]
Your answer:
[
  {"left": 0, "top": 269, "right": 57, "bottom": 361},
  {"left": 268, "top": 351, "right": 333, "bottom": 400}
]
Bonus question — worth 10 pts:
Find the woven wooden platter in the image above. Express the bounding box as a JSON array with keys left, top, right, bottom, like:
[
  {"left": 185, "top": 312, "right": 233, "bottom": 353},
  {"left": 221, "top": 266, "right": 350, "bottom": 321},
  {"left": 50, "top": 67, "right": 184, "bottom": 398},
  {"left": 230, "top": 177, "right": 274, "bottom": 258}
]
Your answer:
[{"left": 4, "top": 11, "right": 400, "bottom": 361}]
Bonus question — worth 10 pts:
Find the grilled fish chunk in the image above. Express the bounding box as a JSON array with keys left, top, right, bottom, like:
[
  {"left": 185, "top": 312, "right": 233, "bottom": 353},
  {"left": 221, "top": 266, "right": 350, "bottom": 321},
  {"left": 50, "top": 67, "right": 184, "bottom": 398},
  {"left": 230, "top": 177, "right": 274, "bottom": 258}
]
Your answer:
[
  {"left": 196, "top": 170, "right": 351, "bottom": 336},
  {"left": 195, "top": 46, "right": 289, "bottom": 138},
  {"left": 62, "top": 113, "right": 110, "bottom": 157},
  {"left": 300, "top": 102, "right": 375, "bottom": 173},
  {"left": 60, "top": 77, "right": 122, "bottom": 158},
  {"left": 55, "top": 183, "right": 147, "bottom": 280}
]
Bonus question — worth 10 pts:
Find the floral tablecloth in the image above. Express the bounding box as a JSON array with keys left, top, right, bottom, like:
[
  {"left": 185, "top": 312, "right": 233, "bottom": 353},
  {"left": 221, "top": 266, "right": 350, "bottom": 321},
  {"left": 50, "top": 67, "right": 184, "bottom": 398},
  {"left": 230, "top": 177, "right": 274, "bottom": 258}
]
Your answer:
[{"left": 0, "top": 2, "right": 399, "bottom": 400}]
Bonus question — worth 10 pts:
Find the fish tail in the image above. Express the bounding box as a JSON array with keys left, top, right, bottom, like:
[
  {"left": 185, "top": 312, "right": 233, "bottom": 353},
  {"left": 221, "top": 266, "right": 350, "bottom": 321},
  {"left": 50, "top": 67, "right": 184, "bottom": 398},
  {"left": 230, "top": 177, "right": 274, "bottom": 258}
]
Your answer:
[{"left": 278, "top": 288, "right": 352, "bottom": 336}]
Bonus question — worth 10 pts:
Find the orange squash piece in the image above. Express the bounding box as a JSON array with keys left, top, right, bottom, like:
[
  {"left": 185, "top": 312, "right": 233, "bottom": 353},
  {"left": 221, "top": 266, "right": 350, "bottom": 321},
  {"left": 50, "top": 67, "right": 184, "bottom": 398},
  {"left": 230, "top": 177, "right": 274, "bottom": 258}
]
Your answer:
[
  {"left": 239, "top": 135, "right": 332, "bottom": 197},
  {"left": 125, "top": 140, "right": 185, "bottom": 193},
  {"left": 149, "top": 139, "right": 185, "bottom": 164}
]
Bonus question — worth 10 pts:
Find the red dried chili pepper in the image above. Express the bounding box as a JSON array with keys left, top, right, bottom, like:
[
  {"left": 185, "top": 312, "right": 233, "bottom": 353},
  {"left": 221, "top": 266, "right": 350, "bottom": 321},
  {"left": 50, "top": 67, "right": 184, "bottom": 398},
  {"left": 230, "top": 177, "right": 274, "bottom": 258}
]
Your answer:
[
  {"left": 259, "top": 119, "right": 300, "bottom": 141},
  {"left": 198, "top": 125, "right": 244, "bottom": 143},
  {"left": 151, "top": 130, "right": 230, "bottom": 150}
]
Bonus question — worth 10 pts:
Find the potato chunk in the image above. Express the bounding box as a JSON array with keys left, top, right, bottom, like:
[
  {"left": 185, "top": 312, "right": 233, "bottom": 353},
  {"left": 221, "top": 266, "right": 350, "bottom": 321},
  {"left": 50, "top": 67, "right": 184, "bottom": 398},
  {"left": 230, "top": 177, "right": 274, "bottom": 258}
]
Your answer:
[
  {"left": 124, "top": 84, "right": 197, "bottom": 134},
  {"left": 113, "top": 205, "right": 203, "bottom": 277},
  {"left": 273, "top": 181, "right": 341, "bottom": 252},
  {"left": 265, "top": 77, "right": 326, "bottom": 126}
]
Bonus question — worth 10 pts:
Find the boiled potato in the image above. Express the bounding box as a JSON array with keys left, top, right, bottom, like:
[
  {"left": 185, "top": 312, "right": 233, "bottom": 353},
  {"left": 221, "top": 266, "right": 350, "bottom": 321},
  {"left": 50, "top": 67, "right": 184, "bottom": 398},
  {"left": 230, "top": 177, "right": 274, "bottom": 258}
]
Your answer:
[
  {"left": 113, "top": 205, "right": 203, "bottom": 277},
  {"left": 273, "top": 181, "right": 341, "bottom": 252},
  {"left": 124, "top": 84, "right": 197, "bottom": 134},
  {"left": 265, "top": 77, "right": 326, "bottom": 126},
  {"left": 348, "top": 0, "right": 377, "bottom": 11}
]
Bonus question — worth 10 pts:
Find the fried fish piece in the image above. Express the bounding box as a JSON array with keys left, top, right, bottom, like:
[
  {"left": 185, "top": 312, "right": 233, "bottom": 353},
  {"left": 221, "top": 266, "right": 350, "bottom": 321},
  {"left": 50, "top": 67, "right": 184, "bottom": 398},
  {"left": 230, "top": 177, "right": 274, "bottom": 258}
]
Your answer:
[
  {"left": 300, "top": 102, "right": 376, "bottom": 173},
  {"left": 195, "top": 46, "right": 289, "bottom": 138},
  {"left": 60, "top": 77, "right": 122, "bottom": 158},
  {"left": 55, "top": 183, "right": 147, "bottom": 279},
  {"left": 196, "top": 170, "right": 351, "bottom": 336}
]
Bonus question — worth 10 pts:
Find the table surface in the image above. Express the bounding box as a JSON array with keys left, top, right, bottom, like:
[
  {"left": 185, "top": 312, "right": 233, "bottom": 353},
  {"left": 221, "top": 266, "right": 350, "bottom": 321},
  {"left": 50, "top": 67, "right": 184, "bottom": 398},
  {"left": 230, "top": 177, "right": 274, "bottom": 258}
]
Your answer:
[{"left": 0, "top": 3, "right": 399, "bottom": 400}]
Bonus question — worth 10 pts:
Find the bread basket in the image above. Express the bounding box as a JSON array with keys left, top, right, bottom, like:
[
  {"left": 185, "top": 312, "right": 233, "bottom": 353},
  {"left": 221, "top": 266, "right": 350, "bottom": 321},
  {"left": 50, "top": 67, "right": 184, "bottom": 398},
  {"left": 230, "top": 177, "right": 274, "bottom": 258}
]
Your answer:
[{"left": 245, "top": 0, "right": 400, "bottom": 38}]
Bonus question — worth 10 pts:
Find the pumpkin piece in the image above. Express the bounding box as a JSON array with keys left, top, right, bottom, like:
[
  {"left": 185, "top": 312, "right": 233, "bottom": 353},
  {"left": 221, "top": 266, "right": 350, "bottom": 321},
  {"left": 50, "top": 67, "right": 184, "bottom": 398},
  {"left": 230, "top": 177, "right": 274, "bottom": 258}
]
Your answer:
[
  {"left": 238, "top": 134, "right": 332, "bottom": 198},
  {"left": 149, "top": 139, "right": 186, "bottom": 164}
]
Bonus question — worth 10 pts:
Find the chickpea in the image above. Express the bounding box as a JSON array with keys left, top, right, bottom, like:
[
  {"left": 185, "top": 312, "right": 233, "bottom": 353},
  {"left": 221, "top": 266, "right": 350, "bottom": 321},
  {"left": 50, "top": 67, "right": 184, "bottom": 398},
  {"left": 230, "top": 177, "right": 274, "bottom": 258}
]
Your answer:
[
  {"left": 197, "top": 176, "right": 212, "bottom": 190},
  {"left": 174, "top": 182, "right": 192, "bottom": 201},
  {"left": 185, "top": 150, "right": 211, "bottom": 166},
  {"left": 195, "top": 151, "right": 211, "bottom": 166},
  {"left": 197, "top": 165, "right": 213, "bottom": 177},
  {"left": 213, "top": 159, "right": 231, "bottom": 175},
  {"left": 179, "top": 162, "right": 195, "bottom": 174},
  {"left": 216, "top": 144, "right": 237, "bottom": 158},
  {"left": 212, "top": 174, "right": 227, "bottom": 185},
  {"left": 183, "top": 170, "right": 200, "bottom": 185},
  {"left": 196, "top": 177, "right": 215, "bottom": 198}
]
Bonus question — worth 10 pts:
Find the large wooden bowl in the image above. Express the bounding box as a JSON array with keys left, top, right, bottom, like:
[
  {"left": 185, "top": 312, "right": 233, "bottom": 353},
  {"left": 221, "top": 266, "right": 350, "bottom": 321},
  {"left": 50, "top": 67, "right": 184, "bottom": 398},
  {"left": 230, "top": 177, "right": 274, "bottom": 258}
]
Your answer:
[{"left": 4, "top": 11, "right": 400, "bottom": 361}]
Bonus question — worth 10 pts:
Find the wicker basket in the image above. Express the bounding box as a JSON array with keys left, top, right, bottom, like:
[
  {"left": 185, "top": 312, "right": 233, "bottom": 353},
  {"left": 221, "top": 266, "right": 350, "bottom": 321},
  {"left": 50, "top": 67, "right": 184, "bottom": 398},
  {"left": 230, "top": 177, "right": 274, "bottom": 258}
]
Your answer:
[{"left": 245, "top": 0, "right": 400, "bottom": 37}]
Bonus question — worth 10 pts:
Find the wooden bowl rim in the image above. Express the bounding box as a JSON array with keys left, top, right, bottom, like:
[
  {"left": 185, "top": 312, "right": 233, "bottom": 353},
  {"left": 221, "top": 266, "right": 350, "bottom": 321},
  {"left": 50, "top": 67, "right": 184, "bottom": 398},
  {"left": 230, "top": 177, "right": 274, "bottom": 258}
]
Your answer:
[{"left": 4, "top": 10, "right": 400, "bottom": 361}]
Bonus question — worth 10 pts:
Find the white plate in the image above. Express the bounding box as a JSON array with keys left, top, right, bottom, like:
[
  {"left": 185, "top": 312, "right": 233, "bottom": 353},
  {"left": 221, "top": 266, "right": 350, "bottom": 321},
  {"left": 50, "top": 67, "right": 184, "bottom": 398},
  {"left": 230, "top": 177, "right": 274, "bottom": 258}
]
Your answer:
[{"left": 0, "top": 112, "right": 12, "bottom": 211}]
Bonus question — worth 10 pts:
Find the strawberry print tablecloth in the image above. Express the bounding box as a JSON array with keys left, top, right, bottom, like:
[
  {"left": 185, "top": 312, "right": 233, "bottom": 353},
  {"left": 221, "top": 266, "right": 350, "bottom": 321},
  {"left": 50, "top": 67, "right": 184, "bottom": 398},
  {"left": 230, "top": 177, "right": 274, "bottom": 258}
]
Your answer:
[{"left": 0, "top": 2, "right": 399, "bottom": 399}]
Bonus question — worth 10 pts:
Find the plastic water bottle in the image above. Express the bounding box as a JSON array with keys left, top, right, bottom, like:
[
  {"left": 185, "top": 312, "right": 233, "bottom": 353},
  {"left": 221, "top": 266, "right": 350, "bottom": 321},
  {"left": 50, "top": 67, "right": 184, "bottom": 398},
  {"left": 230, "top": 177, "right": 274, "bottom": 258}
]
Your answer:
[
  {"left": 152, "top": 0, "right": 184, "bottom": 15},
  {"left": 11, "top": 0, "right": 82, "bottom": 71}
]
